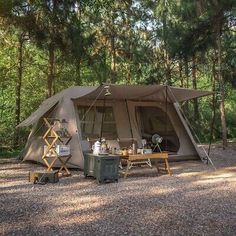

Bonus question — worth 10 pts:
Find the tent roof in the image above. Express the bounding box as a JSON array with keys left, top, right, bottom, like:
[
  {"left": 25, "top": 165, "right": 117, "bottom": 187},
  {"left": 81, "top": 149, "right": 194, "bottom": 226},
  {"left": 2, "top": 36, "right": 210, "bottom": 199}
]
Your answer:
[
  {"left": 17, "top": 86, "right": 97, "bottom": 127},
  {"left": 77, "top": 84, "right": 212, "bottom": 103},
  {"left": 17, "top": 84, "right": 212, "bottom": 127}
]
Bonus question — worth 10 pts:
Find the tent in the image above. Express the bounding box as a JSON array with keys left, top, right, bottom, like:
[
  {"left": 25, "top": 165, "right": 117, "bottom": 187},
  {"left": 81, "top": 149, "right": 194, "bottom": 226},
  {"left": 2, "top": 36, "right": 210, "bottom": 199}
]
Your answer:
[{"left": 18, "top": 84, "right": 212, "bottom": 168}]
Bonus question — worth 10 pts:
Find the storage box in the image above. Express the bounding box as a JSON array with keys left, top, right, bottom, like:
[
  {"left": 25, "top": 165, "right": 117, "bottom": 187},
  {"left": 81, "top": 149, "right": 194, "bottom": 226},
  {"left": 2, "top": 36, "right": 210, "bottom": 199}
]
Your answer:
[
  {"left": 29, "top": 170, "right": 59, "bottom": 184},
  {"left": 84, "top": 153, "right": 120, "bottom": 184},
  {"left": 137, "top": 148, "right": 152, "bottom": 154},
  {"left": 143, "top": 149, "right": 152, "bottom": 154},
  {"left": 44, "top": 145, "right": 70, "bottom": 157},
  {"left": 56, "top": 145, "right": 70, "bottom": 156}
]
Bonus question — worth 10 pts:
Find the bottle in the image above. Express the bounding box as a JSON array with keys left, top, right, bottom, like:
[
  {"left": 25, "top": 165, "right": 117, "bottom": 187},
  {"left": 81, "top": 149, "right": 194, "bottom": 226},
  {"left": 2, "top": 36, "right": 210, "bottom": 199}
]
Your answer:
[
  {"left": 128, "top": 147, "right": 133, "bottom": 155},
  {"left": 93, "top": 141, "right": 101, "bottom": 155},
  {"left": 132, "top": 143, "right": 136, "bottom": 154}
]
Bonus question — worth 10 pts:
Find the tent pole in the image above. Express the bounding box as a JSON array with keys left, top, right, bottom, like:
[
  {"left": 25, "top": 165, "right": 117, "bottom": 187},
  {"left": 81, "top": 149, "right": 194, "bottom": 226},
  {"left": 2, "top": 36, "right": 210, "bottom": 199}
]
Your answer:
[
  {"left": 81, "top": 87, "right": 105, "bottom": 122},
  {"left": 167, "top": 86, "right": 216, "bottom": 170},
  {"left": 165, "top": 85, "right": 168, "bottom": 151},
  {"left": 125, "top": 99, "right": 134, "bottom": 143},
  {"left": 100, "top": 97, "right": 106, "bottom": 142}
]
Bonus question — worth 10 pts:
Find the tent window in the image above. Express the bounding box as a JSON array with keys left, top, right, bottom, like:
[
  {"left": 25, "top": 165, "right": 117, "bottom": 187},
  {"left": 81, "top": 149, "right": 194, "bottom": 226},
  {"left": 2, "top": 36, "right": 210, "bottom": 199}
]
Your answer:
[
  {"left": 77, "top": 106, "right": 117, "bottom": 140},
  {"left": 135, "top": 106, "right": 180, "bottom": 152}
]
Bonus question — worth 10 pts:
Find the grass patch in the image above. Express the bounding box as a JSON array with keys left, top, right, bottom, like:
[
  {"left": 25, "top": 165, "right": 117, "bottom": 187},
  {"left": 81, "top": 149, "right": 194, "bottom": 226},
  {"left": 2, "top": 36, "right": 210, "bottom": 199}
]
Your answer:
[{"left": 0, "top": 147, "right": 23, "bottom": 159}]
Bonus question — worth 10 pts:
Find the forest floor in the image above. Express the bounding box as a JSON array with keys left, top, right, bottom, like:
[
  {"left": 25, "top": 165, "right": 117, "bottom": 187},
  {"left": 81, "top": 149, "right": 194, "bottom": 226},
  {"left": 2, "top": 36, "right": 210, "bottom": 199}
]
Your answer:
[{"left": 1, "top": 145, "right": 236, "bottom": 236}]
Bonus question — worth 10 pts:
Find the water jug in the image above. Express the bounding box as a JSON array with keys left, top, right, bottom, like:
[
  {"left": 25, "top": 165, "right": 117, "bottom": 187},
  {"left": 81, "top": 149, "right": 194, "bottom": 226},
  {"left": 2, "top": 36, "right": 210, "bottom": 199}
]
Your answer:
[{"left": 93, "top": 141, "right": 101, "bottom": 155}]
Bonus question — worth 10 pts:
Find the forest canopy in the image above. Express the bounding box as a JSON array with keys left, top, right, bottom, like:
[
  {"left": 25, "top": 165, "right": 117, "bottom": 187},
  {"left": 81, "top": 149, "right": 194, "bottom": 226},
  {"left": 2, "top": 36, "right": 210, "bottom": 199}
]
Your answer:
[{"left": 0, "top": 0, "right": 236, "bottom": 151}]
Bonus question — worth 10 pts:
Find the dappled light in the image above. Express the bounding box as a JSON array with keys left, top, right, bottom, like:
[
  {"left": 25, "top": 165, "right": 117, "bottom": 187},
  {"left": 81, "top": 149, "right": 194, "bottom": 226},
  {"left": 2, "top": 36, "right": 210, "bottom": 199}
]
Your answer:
[
  {"left": 149, "top": 187, "right": 174, "bottom": 195},
  {"left": 0, "top": 0, "right": 236, "bottom": 234},
  {"left": 1, "top": 145, "right": 236, "bottom": 235}
]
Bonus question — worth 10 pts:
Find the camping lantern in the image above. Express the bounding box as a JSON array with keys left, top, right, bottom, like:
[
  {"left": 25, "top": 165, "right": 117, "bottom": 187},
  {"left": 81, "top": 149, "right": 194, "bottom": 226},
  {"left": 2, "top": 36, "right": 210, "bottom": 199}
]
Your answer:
[{"left": 104, "top": 85, "right": 111, "bottom": 96}]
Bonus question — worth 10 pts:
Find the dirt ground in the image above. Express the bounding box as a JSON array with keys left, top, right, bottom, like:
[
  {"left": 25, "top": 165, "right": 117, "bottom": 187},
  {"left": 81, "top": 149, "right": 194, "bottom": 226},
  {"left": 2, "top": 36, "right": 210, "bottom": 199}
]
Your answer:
[{"left": 1, "top": 145, "right": 236, "bottom": 236}]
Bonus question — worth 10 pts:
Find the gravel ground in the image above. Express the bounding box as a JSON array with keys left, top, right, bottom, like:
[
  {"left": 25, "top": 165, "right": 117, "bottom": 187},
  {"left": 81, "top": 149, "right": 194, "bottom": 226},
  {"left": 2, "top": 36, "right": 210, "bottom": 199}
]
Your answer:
[{"left": 1, "top": 146, "right": 236, "bottom": 236}]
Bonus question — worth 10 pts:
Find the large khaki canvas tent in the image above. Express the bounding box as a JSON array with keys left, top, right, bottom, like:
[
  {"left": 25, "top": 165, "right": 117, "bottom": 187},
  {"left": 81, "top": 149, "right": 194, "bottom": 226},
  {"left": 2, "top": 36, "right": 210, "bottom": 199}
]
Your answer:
[{"left": 18, "top": 84, "right": 211, "bottom": 168}]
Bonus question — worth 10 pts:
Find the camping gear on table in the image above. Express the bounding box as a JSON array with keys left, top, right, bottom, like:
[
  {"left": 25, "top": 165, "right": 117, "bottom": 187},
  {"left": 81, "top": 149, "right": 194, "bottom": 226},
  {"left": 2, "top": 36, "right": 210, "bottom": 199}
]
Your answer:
[
  {"left": 100, "top": 138, "right": 108, "bottom": 154},
  {"left": 92, "top": 141, "right": 101, "bottom": 155},
  {"left": 17, "top": 84, "right": 213, "bottom": 169},
  {"left": 122, "top": 149, "right": 128, "bottom": 156},
  {"left": 152, "top": 134, "right": 163, "bottom": 152}
]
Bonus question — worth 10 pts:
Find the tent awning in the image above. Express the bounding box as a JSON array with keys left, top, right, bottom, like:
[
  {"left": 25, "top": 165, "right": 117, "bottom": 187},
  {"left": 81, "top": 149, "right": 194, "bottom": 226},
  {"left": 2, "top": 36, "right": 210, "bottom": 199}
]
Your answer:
[
  {"left": 17, "top": 84, "right": 212, "bottom": 128},
  {"left": 77, "top": 85, "right": 212, "bottom": 103}
]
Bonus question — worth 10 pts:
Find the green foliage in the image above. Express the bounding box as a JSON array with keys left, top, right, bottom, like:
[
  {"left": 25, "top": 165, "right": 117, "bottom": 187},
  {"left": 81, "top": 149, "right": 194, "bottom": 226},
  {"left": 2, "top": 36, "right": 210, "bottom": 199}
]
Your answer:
[
  {"left": 0, "top": 0, "right": 13, "bottom": 16},
  {"left": 0, "top": 146, "right": 22, "bottom": 158},
  {"left": 0, "top": 0, "right": 236, "bottom": 151}
]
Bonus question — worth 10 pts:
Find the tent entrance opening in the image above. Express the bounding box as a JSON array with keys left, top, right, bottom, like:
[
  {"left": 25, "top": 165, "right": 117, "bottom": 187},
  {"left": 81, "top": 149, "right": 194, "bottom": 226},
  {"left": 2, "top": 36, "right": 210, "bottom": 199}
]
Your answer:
[{"left": 135, "top": 106, "right": 180, "bottom": 152}]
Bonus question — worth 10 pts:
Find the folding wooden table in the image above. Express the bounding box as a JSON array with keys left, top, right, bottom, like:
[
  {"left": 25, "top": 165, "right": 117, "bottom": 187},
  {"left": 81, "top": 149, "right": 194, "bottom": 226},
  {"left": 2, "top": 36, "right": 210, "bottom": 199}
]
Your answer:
[{"left": 122, "top": 153, "right": 172, "bottom": 178}]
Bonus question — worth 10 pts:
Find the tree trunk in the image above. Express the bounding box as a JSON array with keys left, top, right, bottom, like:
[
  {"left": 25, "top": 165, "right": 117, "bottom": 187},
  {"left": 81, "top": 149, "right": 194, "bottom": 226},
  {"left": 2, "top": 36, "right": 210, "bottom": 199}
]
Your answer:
[
  {"left": 76, "top": 2, "right": 82, "bottom": 85},
  {"left": 220, "top": 87, "right": 227, "bottom": 149},
  {"left": 208, "top": 58, "right": 217, "bottom": 155},
  {"left": 76, "top": 61, "right": 81, "bottom": 85},
  {"left": 162, "top": 1, "right": 171, "bottom": 85},
  {"left": 14, "top": 36, "right": 24, "bottom": 147},
  {"left": 164, "top": 50, "right": 171, "bottom": 85},
  {"left": 192, "top": 54, "right": 199, "bottom": 120},
  {"left": 111, "top": 34, "right": 116, "bottom": 83},
  {"left": 47, "top": 43, "right": 55, "bottom": 98},
  {"left": 211, "top": 56, "right": 217, "bottom": 140},
  {"left": 184, "top": 57, "right": 189, "bottom": 113},
  {"left": 179, "top": 59, "right": 183, "bottom": 87},
  {"left": 125, "top": 4, "right": 132, "bottom": 85},
  {"left": 217, "top": 24, "right": 227, "bottom": 149}
]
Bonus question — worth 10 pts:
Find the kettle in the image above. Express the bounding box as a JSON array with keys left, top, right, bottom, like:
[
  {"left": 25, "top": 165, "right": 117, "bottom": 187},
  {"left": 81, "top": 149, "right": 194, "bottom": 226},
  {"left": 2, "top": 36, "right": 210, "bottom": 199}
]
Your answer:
[{"left": 92, "top": 141, "right": 101, "bottom": 155}]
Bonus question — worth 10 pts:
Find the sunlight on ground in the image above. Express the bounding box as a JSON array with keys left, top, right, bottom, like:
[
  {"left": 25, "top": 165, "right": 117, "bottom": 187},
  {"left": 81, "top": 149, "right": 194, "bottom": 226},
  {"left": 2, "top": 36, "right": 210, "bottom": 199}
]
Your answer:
[
  {"left": 195, "top": 172, "right": 236, "bottom": 184},
  {"left": 177, "top": 171, "right": 205, "bottom": 177},
  {"left": 55, "top": 196, "right": 104, "bottom": 213},
  {"left": 149, "top": 187, "right": 173, "bottom": 195}
]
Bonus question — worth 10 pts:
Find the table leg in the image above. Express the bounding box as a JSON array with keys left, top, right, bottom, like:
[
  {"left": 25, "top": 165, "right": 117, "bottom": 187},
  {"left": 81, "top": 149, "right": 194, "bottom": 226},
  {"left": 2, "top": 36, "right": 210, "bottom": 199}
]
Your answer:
[
  {"left": 146, "top": 159, "right": 152, "bottom": 168},
  {"left": 155, "top": 159, "right": 160, "bottom": 174},
  {"left": 119, "top": 160, "right": 123, "bottom": 169},
  {"left": 164, "top": 159, "right": 172, "bottom": 175},
  {"left": 124, "top": 160, "right": 131, "bottom": 178}
]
